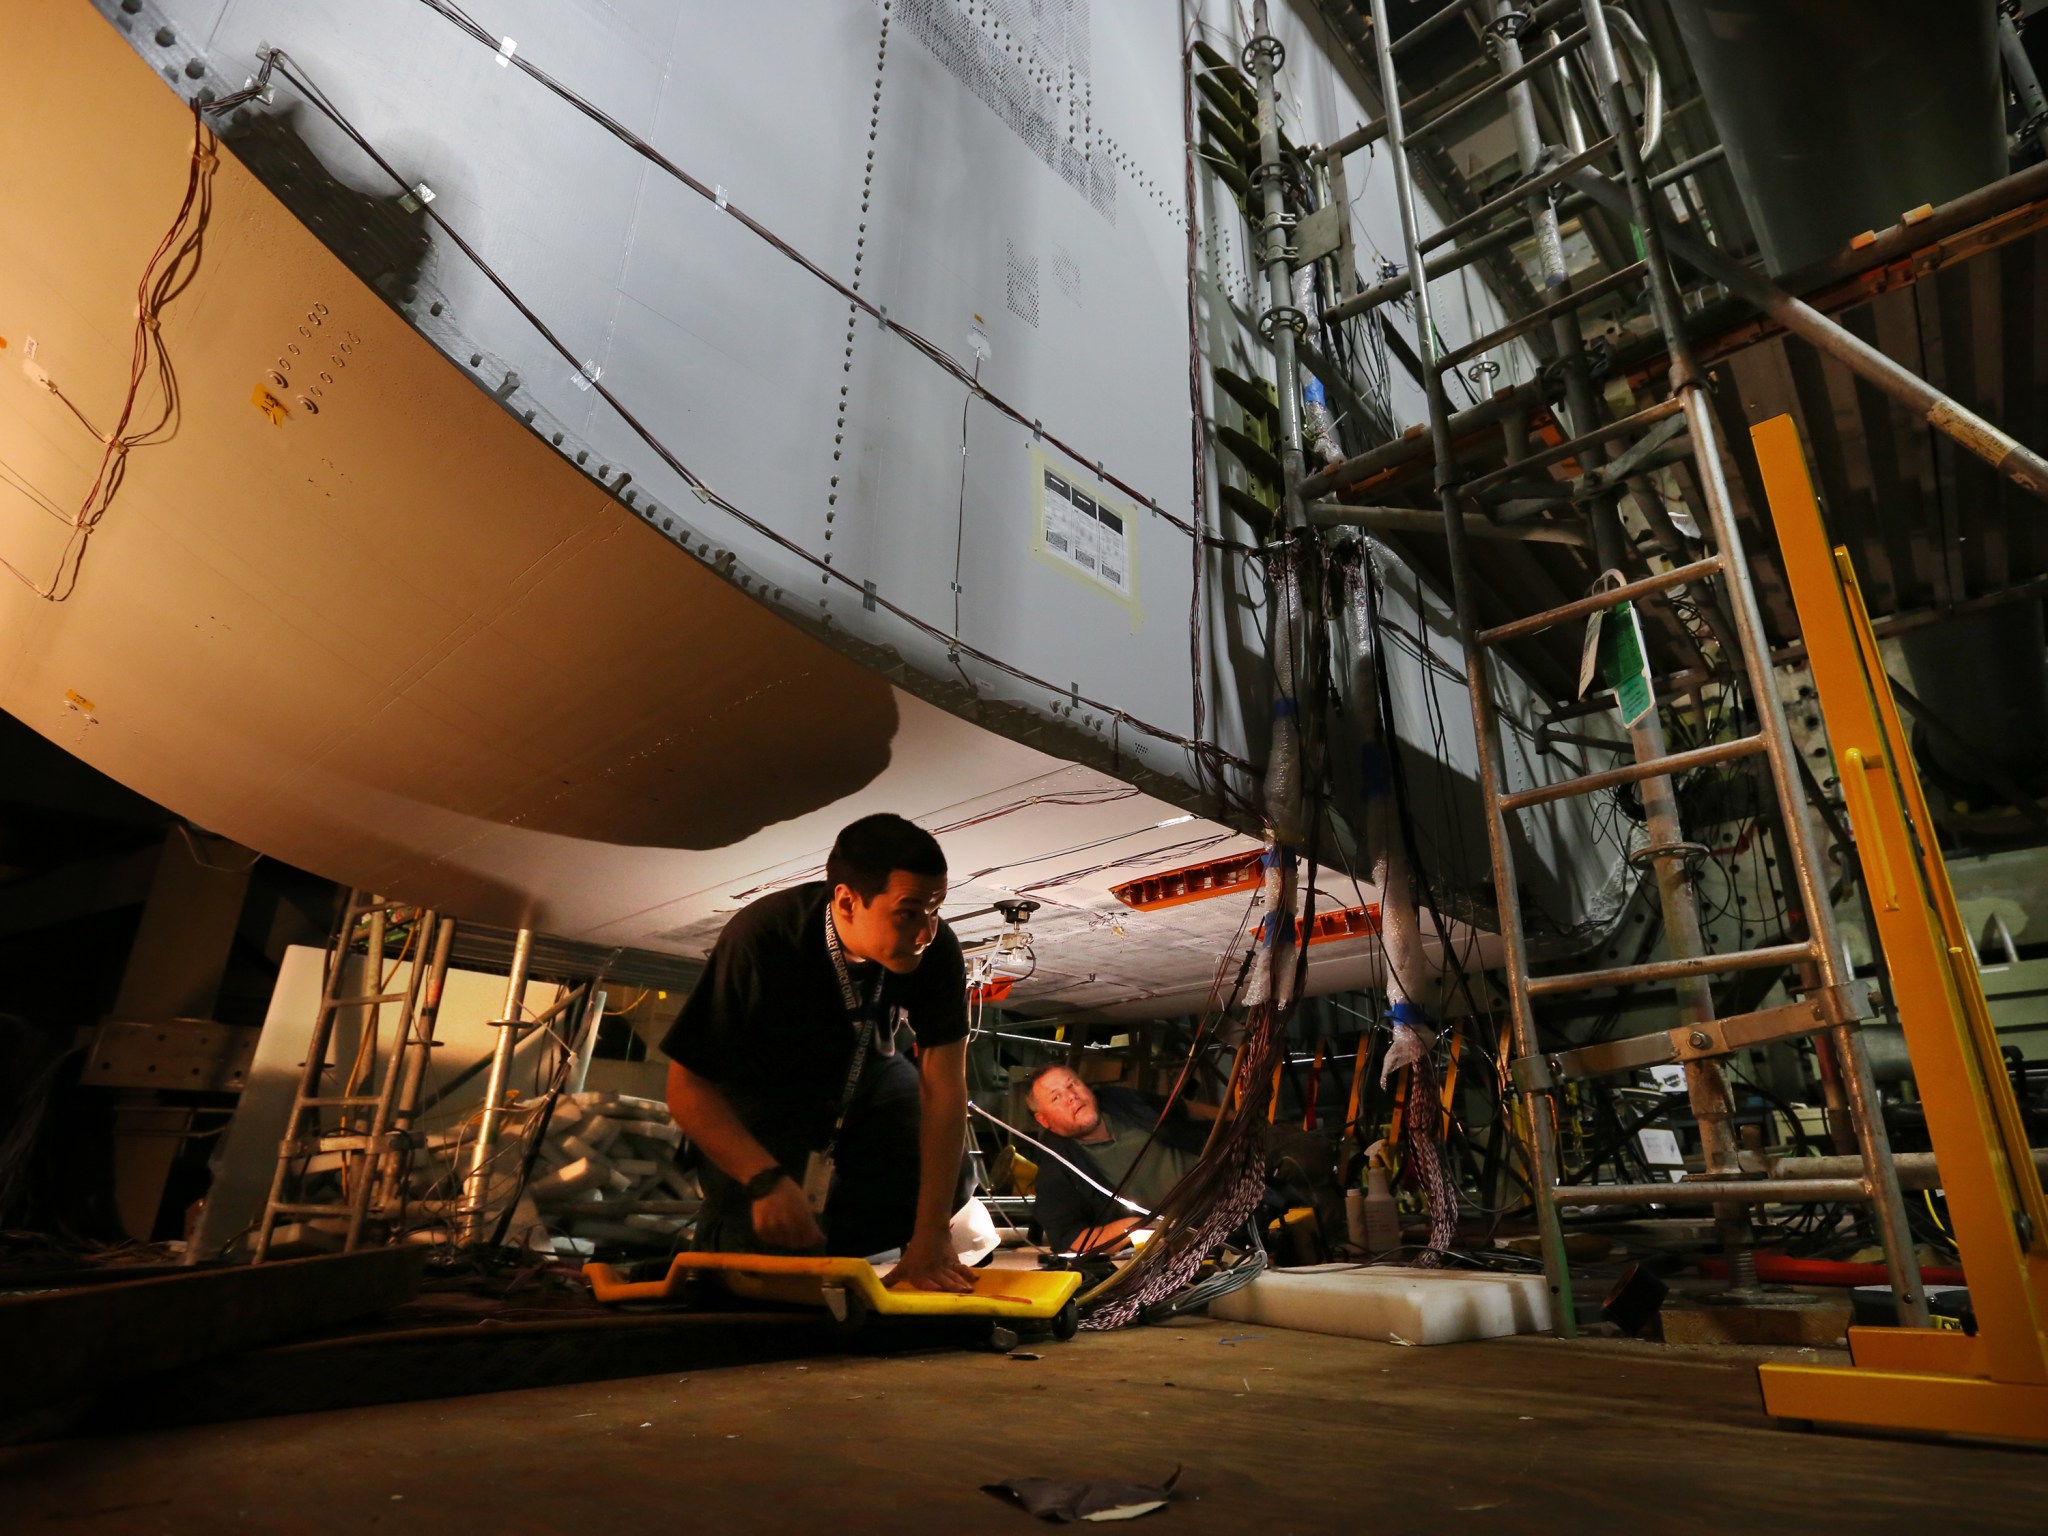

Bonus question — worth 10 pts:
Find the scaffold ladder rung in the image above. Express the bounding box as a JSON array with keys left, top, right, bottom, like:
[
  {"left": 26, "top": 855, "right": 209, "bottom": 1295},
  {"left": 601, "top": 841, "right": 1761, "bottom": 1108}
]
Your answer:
[
  {"left": 1497, "top": 734, "right": 1767, "bottom": 813},
  {"left": 1475, "top": 555, "right": 1724, "bottom": 647}
]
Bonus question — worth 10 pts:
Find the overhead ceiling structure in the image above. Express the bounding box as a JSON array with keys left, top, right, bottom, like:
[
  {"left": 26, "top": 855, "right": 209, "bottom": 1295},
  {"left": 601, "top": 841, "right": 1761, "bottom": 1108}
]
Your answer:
[
  {"left": 1303, "top": 0, "right": 2048, "bottom": 844},
  {"left": 0, "top": 4, "right": 1521, "bottom": 1020}
]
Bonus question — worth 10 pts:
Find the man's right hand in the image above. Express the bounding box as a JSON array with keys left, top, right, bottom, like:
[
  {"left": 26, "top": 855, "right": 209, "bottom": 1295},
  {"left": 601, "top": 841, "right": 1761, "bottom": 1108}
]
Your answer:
[{"left": 750, "top": 1176, "right": 826, "bottom": 1250}]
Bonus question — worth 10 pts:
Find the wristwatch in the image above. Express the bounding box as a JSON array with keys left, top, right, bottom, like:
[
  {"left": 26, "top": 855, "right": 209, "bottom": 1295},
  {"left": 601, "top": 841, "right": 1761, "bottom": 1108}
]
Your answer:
[{"left": 741, "top": 1165, "right": 788, "bottom": 1201}]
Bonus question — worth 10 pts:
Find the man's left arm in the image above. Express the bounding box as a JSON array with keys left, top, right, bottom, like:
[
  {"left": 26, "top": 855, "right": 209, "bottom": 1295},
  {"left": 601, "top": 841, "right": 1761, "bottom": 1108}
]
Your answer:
[{"left": 882, "top": 1036, "right": 978, "bottom": 1293}]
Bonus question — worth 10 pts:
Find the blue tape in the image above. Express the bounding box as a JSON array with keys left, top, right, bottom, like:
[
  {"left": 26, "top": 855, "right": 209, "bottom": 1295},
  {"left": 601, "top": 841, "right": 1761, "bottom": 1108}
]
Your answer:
[
  {"left": 1390, "top": 1000, "right": 1426, "bottom": 1028},
  {"left": 1271, "top": 697, "right": 1299, "bottom": 719}
]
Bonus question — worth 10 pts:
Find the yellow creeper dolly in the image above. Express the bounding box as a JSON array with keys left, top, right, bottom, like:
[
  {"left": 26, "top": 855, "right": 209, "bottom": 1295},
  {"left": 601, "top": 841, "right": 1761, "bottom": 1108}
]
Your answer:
[{"left": 585, "top": 1252, "right": 1083, "bottom": 1345}]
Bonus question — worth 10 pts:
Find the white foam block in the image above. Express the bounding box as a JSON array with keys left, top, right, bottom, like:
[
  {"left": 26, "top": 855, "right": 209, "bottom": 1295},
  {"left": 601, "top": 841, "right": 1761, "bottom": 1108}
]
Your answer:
[
  {"left": 1207, "top": 1264, "right": 1550, "bottom": 1345},
  {"left": 529, "top": 1155, "right": 605, "bottom": 1200},
  {"left": 621, "top": 1121, "right": 682, "bottom": 1149}
]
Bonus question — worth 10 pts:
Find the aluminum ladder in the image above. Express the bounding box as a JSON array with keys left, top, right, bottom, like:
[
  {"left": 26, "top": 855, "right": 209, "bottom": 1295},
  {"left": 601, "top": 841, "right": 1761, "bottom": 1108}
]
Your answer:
[{"left": 252, "top": 892, "right": 454, "bottom": 1260}]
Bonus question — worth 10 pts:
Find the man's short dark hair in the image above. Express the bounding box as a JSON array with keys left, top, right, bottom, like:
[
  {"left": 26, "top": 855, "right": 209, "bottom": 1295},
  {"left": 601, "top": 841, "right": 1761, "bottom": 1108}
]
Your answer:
[{"left": 827, "top": 813, "right": 947, "bottom": 902}]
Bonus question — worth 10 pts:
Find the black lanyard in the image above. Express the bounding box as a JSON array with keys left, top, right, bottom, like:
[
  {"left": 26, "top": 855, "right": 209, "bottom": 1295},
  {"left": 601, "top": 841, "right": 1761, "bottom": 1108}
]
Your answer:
[{"left": 822, "top": 907, "right": 885, "bottom": 1153}]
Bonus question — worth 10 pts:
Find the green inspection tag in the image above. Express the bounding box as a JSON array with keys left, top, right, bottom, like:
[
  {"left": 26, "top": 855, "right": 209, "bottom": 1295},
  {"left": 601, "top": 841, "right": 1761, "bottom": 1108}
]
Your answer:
[{"left": 1604, "top": 597, "right": 1655, "bottom": 727}]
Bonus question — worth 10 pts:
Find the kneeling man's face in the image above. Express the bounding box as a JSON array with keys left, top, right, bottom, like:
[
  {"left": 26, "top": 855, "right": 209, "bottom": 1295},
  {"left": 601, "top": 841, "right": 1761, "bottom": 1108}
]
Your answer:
[
  {"left": 1029, "top": 1067, "right": 1100, "bottom": 1138},
  {"left": 836, "top": 871, "right": 947, "bottom": 974}
]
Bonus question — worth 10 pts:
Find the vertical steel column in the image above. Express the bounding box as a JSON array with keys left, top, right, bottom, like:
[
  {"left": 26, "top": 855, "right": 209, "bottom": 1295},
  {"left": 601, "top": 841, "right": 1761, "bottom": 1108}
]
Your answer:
[
  {"left": 1249, "top": 0, "right": 1308, "bottom": 532},
  {"left": 1572, "top": 0, "right": 1928, "bottom": 1326},
  {"left": 391, "top": 915, "right": 457, "bottom": 1141},
  {"left": 1499, "top": 0, "right": 1737, "bottom": 1235},
  {"left": 569, "top": 988, "right": 607, "bottom": 1096},
  {"left": 1366, "top": 0, "right": 1577, "bottom": 1334},
  {"left": 1999, "top": 8, "right": 2048, "bottom": 162},
  {"left": 346, "top": 908, "right": 438, "bottom": 1249},
  {"left": 386, "top": 914, "right": 457, "bottom": 1193},
  {"left": 463, "top": 927, "right": 534, "bottom": 1246},
  {"left": 1482, "top": 1, "right": 1627, "bottom": 567}
]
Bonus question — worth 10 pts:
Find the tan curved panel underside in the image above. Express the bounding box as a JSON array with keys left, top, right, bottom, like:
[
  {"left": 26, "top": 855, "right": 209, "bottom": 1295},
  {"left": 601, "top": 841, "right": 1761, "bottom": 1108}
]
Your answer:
[{"left": 0, "top": 6, "right": 1102, "bottom": 946}]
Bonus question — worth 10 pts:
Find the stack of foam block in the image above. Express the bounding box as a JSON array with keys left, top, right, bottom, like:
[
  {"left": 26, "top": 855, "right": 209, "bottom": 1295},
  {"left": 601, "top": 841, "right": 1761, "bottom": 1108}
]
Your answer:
[{"left": 515, "top": 1092, "right": 698, "bottom": 1256}]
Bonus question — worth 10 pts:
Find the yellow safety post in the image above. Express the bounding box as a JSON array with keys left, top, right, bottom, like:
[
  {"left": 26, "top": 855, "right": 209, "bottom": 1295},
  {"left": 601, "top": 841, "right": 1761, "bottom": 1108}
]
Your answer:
[{"left": 1749, "top": 414, "right": 2048, "bottom": 1443}]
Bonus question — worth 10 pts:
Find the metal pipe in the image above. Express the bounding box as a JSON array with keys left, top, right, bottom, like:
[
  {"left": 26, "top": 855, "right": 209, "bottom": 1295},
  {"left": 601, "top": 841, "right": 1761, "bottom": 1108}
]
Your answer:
[
  {"left": 349, "top": 907, "right": 440, "bottom": 1250},
  {"left": 1651, "top": 143, "right": 1726, "bottom": 192},
  {"left": 1477, "top": 554, "right": 1721, "bottom": 645},
  {"left": 1318, "top": 150, "right": 1717, "bottom": 332},
  {"left": 1566, "top": 165, "right": 2048, "bottom": 500},
  {"left": 1249, "top": 3, "right": 1307, "bottom": 531},
  {"left": 384, "top": 913, "right": 457, "bottom": 1203},
  {"left": 1829, "top": 1011, "right": 1932, "bottom": 1325},
  {"left": 391, "top": 915, "right": 457, "bottom": 1137},
  {"left": 1773, "top": 570, "right": 2048, "bottom": 660},
  {"left": 1365, "top": 0, "right": 1578, "bottom": 1336},
  {"left": 1406, "top": 27, "right": 1592, "bottom": 144},
  {"left": 463, "top": 926, "right": 534, "bottom": 1245},
  {"left": 1296, "top": 379, "right": 1559, "bottom": 500},
  {"left": 1420, "top": 135, "right": 1618, "bottom": 254},
  {"left": 1574, "top": 4, "right": 1698, "bottom": 385},
  {"left": 1528, "top": 941, "right": 1817, "bottom": 997},
  {"left": 1321, "top": 2, "right": 1595, "bottom": 155},
  {"left": 1546, "top": 24, "right": 1588, "bottom": 155},
  {"left": 1390, "top": 0, "right": 1482, "bottom": 56},
  {"left": 2002, "top": 8, "right": 2048, "bottom": 159},
  {"left": 1631, "top": 703, "right": 1752, "bottom": 1279},
  {"left": 1461, "top": 396, "right": 1687, "bottom": 495},
  {"left": 1810, "top": 1018, "right": 1859, "bottom": 1156},
  {"left": 1779, "top": 156, "right": 2048, "bottom": 293},
  {"left": 568, "top": 988, "right": 606, "bottom": 1096},
  {"left": 1481, "top": 0, "right": 1626, "bottom": 570},
  {"left": 1309, "top": 501, "right": 1588, "bottom": 544},
  {"left": 1556, "top": 1177, "right": 1872, "bottom": 1206},
  {"left": 1438, "top": 258, "right": 1647, "bottom": 372},
  {"left": 1771, "top": 1148, "right": 2048, "bottom": 1188},
  {"left": 1670, "top": 379, "right": 1940, "bottom": 1326},
  {"left": 1600, "top": 3, "right": 1664, "bottom": 160},
  {"left": 1498, "top": 733, "right": 1766, "bottom": 812}
]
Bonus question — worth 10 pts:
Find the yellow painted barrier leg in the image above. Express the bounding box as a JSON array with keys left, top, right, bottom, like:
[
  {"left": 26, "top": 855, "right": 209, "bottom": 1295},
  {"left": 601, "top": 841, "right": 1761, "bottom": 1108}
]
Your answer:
[{"left": 1750, "top": 413, "right": 2048, "bottom": 1444}]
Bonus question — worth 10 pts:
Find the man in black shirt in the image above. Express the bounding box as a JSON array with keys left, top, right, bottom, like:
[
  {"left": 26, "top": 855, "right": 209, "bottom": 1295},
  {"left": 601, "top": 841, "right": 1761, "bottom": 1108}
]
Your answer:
[
  {"left": 661, "top": 814, "right": 978, "bottom": 1293},
  {"left": 1024, "top": 1064, "right": 1215, "bottom": 1254}
]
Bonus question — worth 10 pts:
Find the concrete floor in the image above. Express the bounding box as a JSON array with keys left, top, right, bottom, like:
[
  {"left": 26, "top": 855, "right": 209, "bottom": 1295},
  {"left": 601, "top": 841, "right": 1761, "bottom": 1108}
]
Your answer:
[{"left": 3, "top": 1319, "right": 2044, "bottom": 1533}]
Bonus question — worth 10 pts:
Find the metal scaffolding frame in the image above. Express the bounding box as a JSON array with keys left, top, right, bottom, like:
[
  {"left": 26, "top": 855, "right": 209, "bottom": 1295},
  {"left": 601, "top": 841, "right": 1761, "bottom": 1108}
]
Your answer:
[{"left": 1250, "top": 0, "right": 1985, "bottom": 1334}]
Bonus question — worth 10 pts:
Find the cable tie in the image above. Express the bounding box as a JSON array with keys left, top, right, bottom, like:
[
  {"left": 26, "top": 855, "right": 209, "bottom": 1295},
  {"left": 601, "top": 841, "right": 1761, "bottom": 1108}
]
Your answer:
[{"left": 496, "top": 37, "right": 518, "bottom": 66}]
